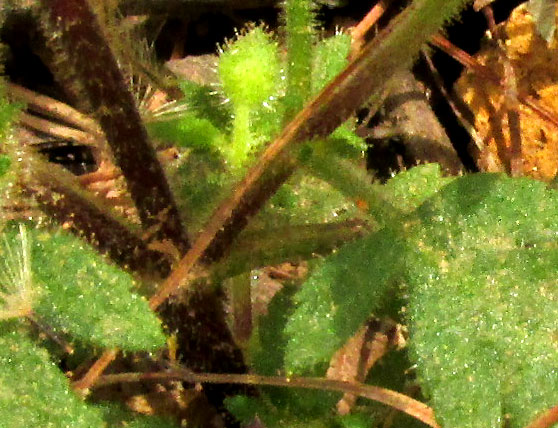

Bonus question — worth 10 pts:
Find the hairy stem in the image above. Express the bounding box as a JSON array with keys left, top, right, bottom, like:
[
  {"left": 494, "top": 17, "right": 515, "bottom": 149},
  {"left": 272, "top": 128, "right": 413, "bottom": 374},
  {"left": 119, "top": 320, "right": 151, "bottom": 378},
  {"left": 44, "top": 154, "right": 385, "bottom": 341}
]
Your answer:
[
  {"left": 211, "top": 219, "right": 369, "bottom": 280},
  {"left": 40, "top": 0, "right": 189, "bottom": 254},
  {"left": 24, "top": 156, "right": 171, "bottom": 277}
]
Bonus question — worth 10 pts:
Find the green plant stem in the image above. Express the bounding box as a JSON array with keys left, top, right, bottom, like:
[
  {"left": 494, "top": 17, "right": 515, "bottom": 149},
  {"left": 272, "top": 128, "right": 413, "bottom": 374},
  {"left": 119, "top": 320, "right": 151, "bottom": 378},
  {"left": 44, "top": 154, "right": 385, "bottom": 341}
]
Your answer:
[
  {"left": 93, "top": 369, "right": 439, "bottom": 427},
  {"left": 230, "top": 104, "right": 252, "bottom": 168},
  {"left": 284, "top": 0, "right": 315, "bottom": 119},
  {"left": 302, "top": 143, "right": 402, "bottom": 228},
  {"left": 211, "top": 219, "right": 369, "bottom": 280},
  {"left": 39, "top": 0, "right": 189, "bottom": 254}
]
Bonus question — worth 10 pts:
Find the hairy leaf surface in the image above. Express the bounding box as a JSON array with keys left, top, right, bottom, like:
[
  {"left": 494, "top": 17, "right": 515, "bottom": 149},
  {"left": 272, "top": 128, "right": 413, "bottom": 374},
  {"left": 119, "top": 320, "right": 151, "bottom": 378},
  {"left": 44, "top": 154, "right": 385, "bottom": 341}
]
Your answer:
[
  {"left": 407, "top": 174, "right": 558, "bottom": 427},
  {"left": 0, "top": 325, "right": 104, "bottom": 427},
  {"left": 15, "top": 227, "right": 167, "bottom": 351},
  {"left": 284, "top": 165, "right": 451, "bottom": 374}
]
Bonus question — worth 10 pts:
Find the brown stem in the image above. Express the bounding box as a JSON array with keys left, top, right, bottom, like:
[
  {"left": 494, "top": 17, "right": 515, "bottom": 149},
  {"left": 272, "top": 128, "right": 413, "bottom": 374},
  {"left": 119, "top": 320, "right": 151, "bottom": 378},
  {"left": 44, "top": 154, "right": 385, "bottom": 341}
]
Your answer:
[
  {"left": 524, "top": 406, "right": 558, "bottom": 428},
  {"left": 24, "top": 156, "right": 171, "bottom": 276},
  {"left": 351, "top": 0, "right": 391, "bottom": 55},
  {"left": 7, "top": 83, "right": 102, "bottom": 137},
  {"left": 39, "top": 0, "right": 189, "bottom": 254},
  {"left": 72, "top": 348, "right": 119, "bottom": 391},
  {"left": 92, "top": 369, "right": 440, "bottom": 428},
  {"left": 18, "top": 112, "right": 100, "bottom": 147}
]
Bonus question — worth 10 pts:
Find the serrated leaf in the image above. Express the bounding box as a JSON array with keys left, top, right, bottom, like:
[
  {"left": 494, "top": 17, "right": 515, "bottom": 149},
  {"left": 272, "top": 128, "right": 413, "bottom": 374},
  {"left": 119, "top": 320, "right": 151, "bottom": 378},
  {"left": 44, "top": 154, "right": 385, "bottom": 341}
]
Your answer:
[
  {"left": 0, "top": 324, "right": 104, "bottom": 427},
  {"left": 527, "top": 0, "right": 557, "bottom": 43},
  {"left": 406, "top": 174, "right": 558, "bottom": 427},
  {"left": 21, "top": 227, "right": 166, "bottom": 351}
]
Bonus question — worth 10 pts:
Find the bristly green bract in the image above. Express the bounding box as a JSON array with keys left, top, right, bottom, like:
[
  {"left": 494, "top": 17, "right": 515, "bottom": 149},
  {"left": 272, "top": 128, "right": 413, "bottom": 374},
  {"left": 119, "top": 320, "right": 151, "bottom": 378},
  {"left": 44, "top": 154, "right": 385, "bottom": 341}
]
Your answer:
[
  {"left": 0, "top": 225, "right": 167, "bottom": 351},
  {"left": 218, "top": 26, "right": 280, "bottom": 168}
]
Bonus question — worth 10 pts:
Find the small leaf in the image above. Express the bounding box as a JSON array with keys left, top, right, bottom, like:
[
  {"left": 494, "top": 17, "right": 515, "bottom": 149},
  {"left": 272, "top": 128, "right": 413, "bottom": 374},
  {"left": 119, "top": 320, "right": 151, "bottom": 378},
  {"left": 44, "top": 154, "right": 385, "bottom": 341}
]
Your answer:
[
  {"left": 527, "top": 0, "right": 557, "bottom": 43},
  {"left": 147, "top": 114, "right": 225, "bottom": 151},
  {"left": 311, "top": 33, "right": 351, "bottom": 95},
  {"left": 25, "top": 227, "right": 166, "bottom": 351},
  {"left": 381, "top": 163, "right": 455, "bottom": 213},
  {"left": 0, "top": 324, "right": 105, "bottom": 427}
]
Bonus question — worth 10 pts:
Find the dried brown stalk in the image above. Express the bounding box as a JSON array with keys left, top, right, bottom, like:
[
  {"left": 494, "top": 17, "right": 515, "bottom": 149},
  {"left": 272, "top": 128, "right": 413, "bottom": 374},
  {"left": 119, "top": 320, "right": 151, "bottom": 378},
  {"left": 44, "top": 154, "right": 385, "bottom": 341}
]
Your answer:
[
  {"left": 18, "top": 112, "right": 100, "bottom": 147},
  {"left": 6, "top": 83, "right": 103, "bottom": 137},
  {"left": 350, "top": 0, "right": 391, "bottom": 55},
  {"left": 93, "top": 369, "right": 440, "bottom": 428},
  {"left": 72, "top": 349, "right": 119, "bottom": 391}
]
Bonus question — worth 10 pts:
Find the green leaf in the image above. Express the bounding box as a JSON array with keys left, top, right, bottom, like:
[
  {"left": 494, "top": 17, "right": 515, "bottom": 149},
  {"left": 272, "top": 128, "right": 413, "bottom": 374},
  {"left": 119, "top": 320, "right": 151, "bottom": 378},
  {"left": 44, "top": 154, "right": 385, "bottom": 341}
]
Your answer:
[
  {"left": 406, "top": 174, "right": 558, "bottom": 427},
  {"left": 381, "top": 163, "right": 456, "bottom": 213},
  {"left": 147, "top": 113, "right": 225, "bottom": 151},
  {"left": 284, "top": 165, "right": 452, "bottom": 375},
  {"left": 284, "top": 226, "right": 406, "bottom": 375},
  {"left": 24, "top": 227, "right": 166, "bottom": 351},
  {"left": 97, "top": 402, "right": 178, "bottom": 427},
  {"left": 311, "top": 33, "right": 351, "bottom": 95},
  {"left": 527, "top": 0, "right": 557, "bottom": 43},
  {"left": 0, "top": 324, "right": 104, "bottom": 428},
  {"left": 177, "top": 79, "right": 232, "bottom": 129}
]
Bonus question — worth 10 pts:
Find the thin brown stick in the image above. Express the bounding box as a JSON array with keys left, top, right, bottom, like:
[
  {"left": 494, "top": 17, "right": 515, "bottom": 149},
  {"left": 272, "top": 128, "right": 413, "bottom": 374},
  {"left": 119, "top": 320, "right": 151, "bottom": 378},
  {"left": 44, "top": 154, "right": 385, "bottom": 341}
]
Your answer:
[
  {"left": 19, "top": 112, "right": 100, "bottom": 147},
  {"left": 420, "top": 48, "right": 485, "bottom": 151},
  {"left": 481, "top": 5, "right": 523, "bottom": 177},
  {"left": 6, "top": 83, "right": 102, "bottom": 137},
  {"left": 524, "top": 406, "right": 558, "bottom": 428},
  {"left": 72, "top": 348, "right": 118, "bottom": 391},
  {"left": 93, "top": 369, "right": 439, "bottom": 428},
  {"left": 430, "top": 34, "right": 558, "bottom": 129},
  {"left": 351, "top": 0, "right": 391, "bottom": 51}
]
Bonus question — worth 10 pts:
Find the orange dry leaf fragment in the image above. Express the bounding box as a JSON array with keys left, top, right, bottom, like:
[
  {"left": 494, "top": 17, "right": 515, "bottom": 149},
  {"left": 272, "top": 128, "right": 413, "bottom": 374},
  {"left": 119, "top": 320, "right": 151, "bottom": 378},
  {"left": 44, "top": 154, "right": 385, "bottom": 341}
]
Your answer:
[{"left": 455, "top": 4, "right": 558, "bottom": 181}]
